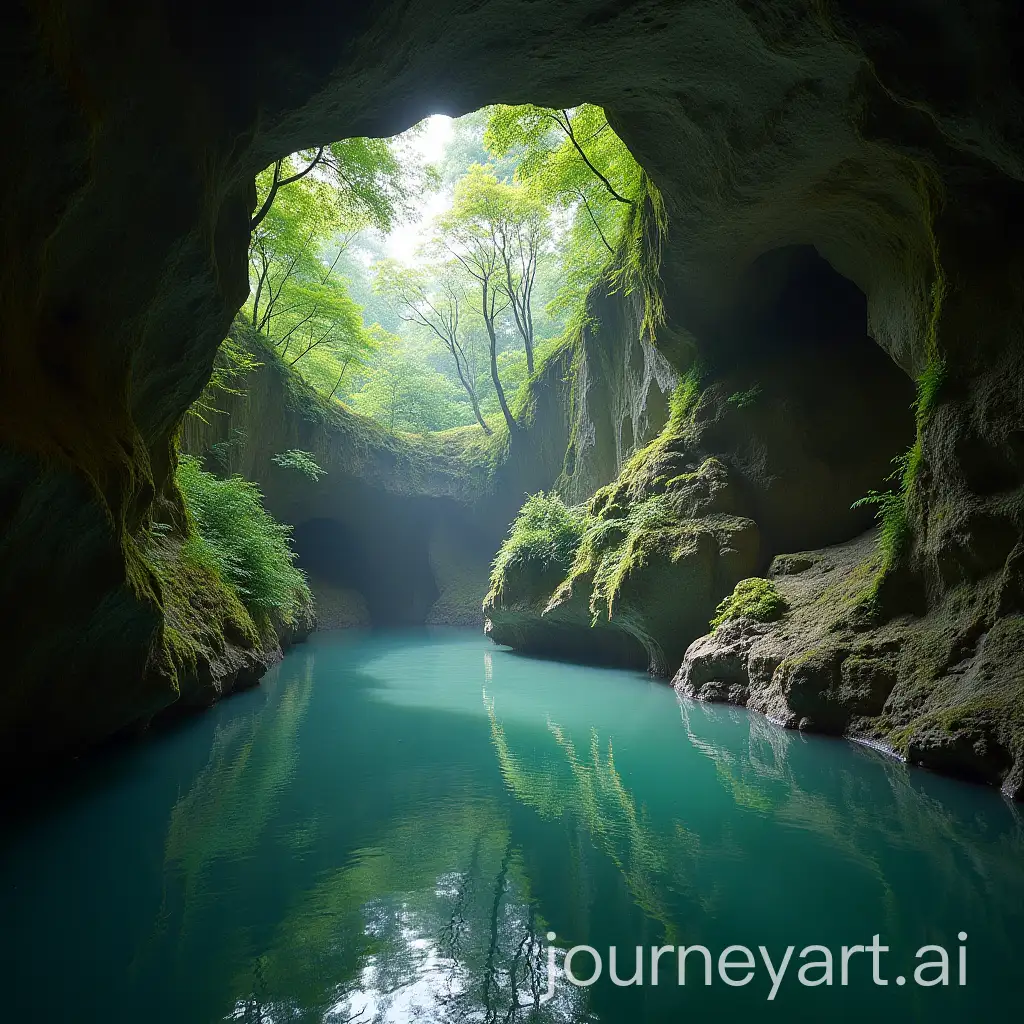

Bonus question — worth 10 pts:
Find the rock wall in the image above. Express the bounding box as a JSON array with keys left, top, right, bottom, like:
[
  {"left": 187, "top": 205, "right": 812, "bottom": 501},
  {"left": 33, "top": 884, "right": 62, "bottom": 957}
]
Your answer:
[{"left": 484, "top": 267, "right": 917, "bottom": 674}]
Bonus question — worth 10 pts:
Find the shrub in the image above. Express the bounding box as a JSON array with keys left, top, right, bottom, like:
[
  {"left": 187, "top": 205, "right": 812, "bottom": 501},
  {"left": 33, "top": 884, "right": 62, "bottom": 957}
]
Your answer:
[
  {"left": 489, "top": 491, "right": 586, "bottom": 597},
  {"left": 271, "top": 449, "right": 327, "bottom": 481},
  {"left": 176, "top": 455, "right": 311, "bottom": 623}
]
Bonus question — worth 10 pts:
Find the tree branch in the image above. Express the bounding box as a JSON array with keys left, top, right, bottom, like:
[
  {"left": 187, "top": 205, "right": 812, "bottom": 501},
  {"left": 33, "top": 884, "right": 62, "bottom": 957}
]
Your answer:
[
  {"left": 576, "top": 188, "right": 615, "bottom": 253},
  {"left": 552, "top": 109, "right": 633, "bottom": 206},
  {"left": 249, "top": 146, "right": 326, "bottom": 231}
]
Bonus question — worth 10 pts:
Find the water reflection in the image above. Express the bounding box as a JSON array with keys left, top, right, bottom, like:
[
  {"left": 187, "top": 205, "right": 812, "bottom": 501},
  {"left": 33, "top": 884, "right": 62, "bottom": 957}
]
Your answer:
[
  {"left": 5, "top": 632, "right": 1022, "bottom": 1024},
  {"left": 221, "top": 799, "right": 584, "bottom": 1023},
  {"left": 486, "top": 690, "right": 699, "bottom": 941}
]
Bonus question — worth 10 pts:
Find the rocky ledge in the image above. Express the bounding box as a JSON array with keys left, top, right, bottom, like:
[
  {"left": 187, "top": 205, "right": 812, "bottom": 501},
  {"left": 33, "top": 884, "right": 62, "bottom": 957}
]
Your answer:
[{"left": 674, "top": 531, "right": 1024, "bottom": 800}]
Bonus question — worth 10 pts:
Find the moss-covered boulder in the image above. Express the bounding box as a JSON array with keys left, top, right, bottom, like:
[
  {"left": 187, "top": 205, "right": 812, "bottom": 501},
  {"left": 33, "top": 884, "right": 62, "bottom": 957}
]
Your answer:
[
  {"left": 674, "top": 529, "right": 1024, "bottom": 797},
  {"left": 484, "top": 323, "right": 914, "bottom": 675},
  {"left": 484, "top": 386, "right": 762, "bottom": 672}
]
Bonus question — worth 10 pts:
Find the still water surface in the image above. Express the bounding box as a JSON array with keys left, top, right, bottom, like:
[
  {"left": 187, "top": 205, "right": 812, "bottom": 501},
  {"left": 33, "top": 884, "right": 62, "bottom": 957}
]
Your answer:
[{"left": 2, "top": 629, "right": 1022, "bottom": 1022}]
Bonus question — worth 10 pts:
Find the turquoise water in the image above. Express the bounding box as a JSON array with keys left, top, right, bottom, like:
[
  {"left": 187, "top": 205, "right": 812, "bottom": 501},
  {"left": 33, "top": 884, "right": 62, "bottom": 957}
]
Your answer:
[{"left": 2, "top": 629, "right": 1022, "bottom": 1022}]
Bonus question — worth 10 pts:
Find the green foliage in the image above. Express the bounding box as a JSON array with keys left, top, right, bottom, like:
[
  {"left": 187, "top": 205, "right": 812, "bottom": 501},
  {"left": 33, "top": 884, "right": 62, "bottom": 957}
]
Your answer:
[
  {"left": 727, "top": 384, "right": 762, "bottom": 409},
  {"left": 149, "top": 532, "right": 259, "bottom": 670},
  {"left": 488, "top": 491, "right": 587, "bottom": 598},
  {"left": 247, "top": 173, "right": 379, "bottom": 389},
  {"left": 488, "top": 369, "right": 716, "bottom": 625},
  {"left": 605, "top": 365, "right": 704, "bottom": 499},
  {"left": 851, "top": 445, "right": 919, "bottom": 572},
  {"left": 189, "top": 336, "right": 263, "bottom": 423},
  {"left": 915, "top": 355, "right": 947, "bottom": 429},
  {"left": 176, "top": 455, "right": 311, "bottom": 623},
  {"left": 271, "top": 450, "right": 326, "bottom": 481},
  {"left": 848, "top": 184, "right": 948, "bottom": 589},
  {"left": 850, "top": 348, "right": 942, "bottom": 575},
  {"left": 440, "top": 108, "right": 520, "bottom": 185},
  {"left": 347, "top": 336, "right": 476, "bottom": 433},
  {"left": 710, "top": 578, "right": 787, "bottom": 631},
  {"left": 244, "top": 136, "right": 423, "bottom": 402},
  {"left": 485, "top": 104, "right": 646, "bottom": 317}
]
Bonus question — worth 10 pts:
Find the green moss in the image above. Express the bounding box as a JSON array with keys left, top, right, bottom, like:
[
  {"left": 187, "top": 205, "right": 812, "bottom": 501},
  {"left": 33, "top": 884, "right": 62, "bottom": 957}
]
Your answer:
[
  {"left": 488, "top": 367, "right": 715, "bottom": 624},
  {"left": 727, "top": 384, "right": 762, "bottom": 409},
  {"left": 710, "top": 578, "right": 787, "bottom": 631},
  {"left": 607, "top": 176, "right": 669, "bottom": 341},
  {"left": 486, "top": 491, "right": 587, "bottom": 603},
  {"left": 915, "top": 354, "right": 947, "bottom": 431},
  {"left": 148, "top": 533, "right": 260, "bottom": 672}
]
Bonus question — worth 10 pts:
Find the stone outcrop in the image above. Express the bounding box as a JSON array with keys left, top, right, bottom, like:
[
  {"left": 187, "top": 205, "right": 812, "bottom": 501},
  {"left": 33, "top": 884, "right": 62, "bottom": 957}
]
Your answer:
[
  {"left": 674, "top": 530, "right": 1024, "bottom": 797},
  {"left": 485, "top": 288, "right": 915, "bottom": 672}
]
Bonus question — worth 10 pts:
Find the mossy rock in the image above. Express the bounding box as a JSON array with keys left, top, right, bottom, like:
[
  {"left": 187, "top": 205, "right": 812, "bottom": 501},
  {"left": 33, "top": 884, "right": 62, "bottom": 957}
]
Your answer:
[{"left": 710, "top": 577, "right": 787, "bottom": 630}]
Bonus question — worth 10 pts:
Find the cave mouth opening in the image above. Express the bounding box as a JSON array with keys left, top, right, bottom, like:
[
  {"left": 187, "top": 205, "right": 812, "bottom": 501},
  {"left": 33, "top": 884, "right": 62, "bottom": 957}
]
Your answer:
[
  {"left": 292, "top": 513, "right": 439, "bottom": 628},
  {"left": 697, "top": 244, "right": 918, "bottom": 555},
  {"left": 243, "top": 102, "right": 652, "bottom": 442},
  {"left": 712, "top": 244, "right": 870, "bottom": 369}
]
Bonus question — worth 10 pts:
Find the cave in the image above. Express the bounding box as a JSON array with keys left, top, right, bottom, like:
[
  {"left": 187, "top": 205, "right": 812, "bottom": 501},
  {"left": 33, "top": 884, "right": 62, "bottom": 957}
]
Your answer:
[
  {"left": 698, "top": 244, "right": 918, "bottom": 555},
  {"left": 3, "top": 3, "right": 1024, "bottom": 1021},
  {"left": 713, "top": 244, "right": 870, "bottom": 364},
  {"left": 292, "top": 513, "right": 439, "bottom": 627},
  {"left": 1, "top": 5, "right": 1022, "bottom": 792}
]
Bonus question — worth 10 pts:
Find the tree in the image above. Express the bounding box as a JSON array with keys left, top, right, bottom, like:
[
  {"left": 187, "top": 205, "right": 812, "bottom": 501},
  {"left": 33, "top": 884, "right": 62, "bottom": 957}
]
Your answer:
[
  {"left": 243, "top": 139, "right": 418, "bottom": 402},
  {"left": 493, "top": 187, "right": 549, "bottom": 376},
  {"left": 246, "top": 185, "right": 377, "bottom": 399},
  {"left": 443, "top": 167, "right": 550, "bottom": 376},
  {"left": 374, "top": 260, "right": 492, "bottom": 434},
  {"left": 485, "top": 104, "right": 644, "bottom": 315},
  {"left": 251, "top": 136, "right": 414, "bottom": 235},
  {"left": 347, "top": 335, "right": 471, "bottom": 433},
  {"left": 435, "top": 167, "right": 519, "bottom": 435},
  {"left": 438, "top": 107, "right": 520, "bottom": 186}
]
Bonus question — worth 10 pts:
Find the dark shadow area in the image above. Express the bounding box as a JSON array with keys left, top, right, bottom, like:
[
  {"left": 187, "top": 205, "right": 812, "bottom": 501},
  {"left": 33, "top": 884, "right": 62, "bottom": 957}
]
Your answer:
[
  {"left": 698, "top": 245, "right": 917, "bottom": 555},
  {"left": 718, "top": 244, "right": 868, "bottom": 362},
  {"left": 292, "top": 509, "right": 439, "bottom": 627}
]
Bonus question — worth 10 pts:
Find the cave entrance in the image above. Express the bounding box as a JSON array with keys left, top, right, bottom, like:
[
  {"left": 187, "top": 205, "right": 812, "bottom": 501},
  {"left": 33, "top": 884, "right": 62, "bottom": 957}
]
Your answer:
[
  {"left": 292, "top": 511, "right": 439, "bottom": 628},
  {"left": 699, "top": 245, "right": 917, "bottom": 555},
  {"left": 714, "top": 245, "right": 869, "bottom": 365}
]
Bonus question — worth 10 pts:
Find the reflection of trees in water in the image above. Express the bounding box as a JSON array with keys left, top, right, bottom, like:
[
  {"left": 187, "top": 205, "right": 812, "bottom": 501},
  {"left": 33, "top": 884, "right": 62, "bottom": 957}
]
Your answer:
[
  {"left": 677, "top": 697, "right": 1024, "bottom": 947},
  {"left": 217, "top": 794, "right": 585, "bottom": 1023},
  {"left": 139, "top": 656, "right": 316, "bottom": 993},
  {"left": 485, "top": 690, "right": 701, "bottom": 944},
  {"left": 152, "top": 645, "right": 1024, "bottom": 1024},
  {"left": 164, "top": 658, "right": 316, "bottom": 901}
]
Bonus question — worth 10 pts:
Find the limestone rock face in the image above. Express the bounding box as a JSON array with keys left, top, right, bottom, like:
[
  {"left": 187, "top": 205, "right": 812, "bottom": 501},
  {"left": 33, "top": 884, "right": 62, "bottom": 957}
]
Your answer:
[
  {"left": 3, "top": 1, "right": 1024, "bottom": 779},
  {"left": 485, "top": 508, "right": 760, "bottom": 674},
  {"left": 674, "top": 531, "right": 1024, "bottom": 797},
  {"left": 485, "top": 421, "right": 763, "bottom": 673},
  {"left": 485, "top": 296, "right": 914, "bottom": 673}
]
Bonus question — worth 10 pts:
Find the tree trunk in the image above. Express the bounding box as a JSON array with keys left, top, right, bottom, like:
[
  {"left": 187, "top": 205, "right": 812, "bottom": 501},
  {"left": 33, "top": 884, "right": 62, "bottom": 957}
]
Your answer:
[
  {"left": 469, "top": 389, "right": 492, "bottom": 435},
  {"left": 451, "top": 351, "right": 492, "bottom": 435},
  {"left": 488, "top": 325, "right": 517, "bottom": 435}
]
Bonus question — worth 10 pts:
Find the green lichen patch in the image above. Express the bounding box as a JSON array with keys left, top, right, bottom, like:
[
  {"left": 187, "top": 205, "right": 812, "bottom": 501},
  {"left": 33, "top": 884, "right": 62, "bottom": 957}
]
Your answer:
[{"left": 710, "top": 578, "right": 787, "bottom": 631}]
